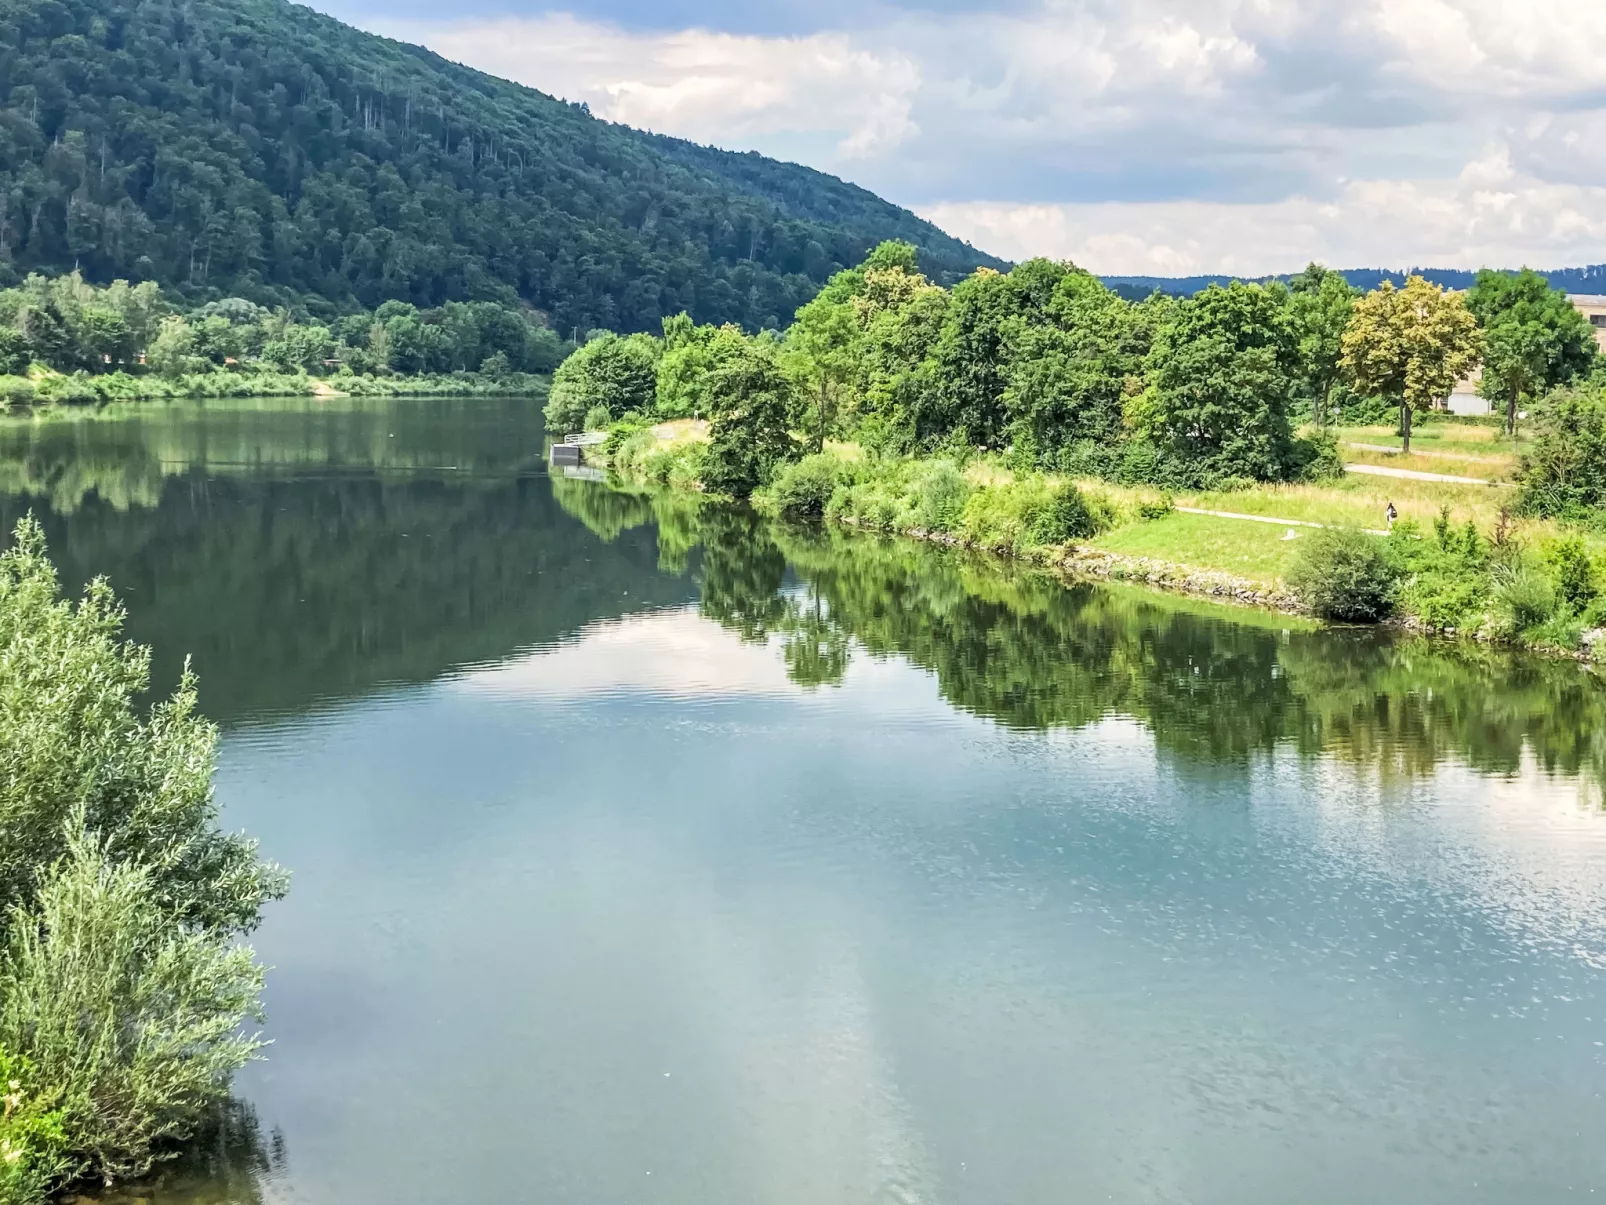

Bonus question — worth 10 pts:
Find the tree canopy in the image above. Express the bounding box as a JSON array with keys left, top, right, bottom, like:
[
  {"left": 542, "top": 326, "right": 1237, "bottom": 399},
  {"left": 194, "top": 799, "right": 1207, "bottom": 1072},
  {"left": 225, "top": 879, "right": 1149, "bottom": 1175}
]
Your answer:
[
  {"left": 1465, "top": 268, "right": 1597, "bottom": 433},
  {"left": 1340, "top": 276, "right": 1481, "bottom": 452}
]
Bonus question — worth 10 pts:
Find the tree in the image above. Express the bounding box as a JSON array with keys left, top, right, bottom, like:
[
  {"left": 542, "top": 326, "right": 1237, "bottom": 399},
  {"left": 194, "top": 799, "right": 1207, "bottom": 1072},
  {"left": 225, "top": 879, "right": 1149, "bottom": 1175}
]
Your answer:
[
  {"left": 1341, "top": 276, "right": 1481, "bottom": 453},
  {"left": 0, "top": 327, "right": 30, "bottom": 375},
  {"left": 544, "top": 332, "right": 660, "bottom": 433},
  {"left": 655, "top": 317, "right": 747, "bottom": 420},
  {"left": 262, "top": 324, "right": 335, "bottom": 373},
  {"left": 1002, "top": 270, "right": 1141, "bottom": 467},
  {"left": 1286, "top": 263, "right": 1357, "bottom": 424},
  {"left": 1134, "top": 282, "right": 1300, "bottom": 481},
  {"left": 783, "top": 290, "right": 860, "bottom": 453},
  {"left": 702, "top": 342, "right": 799, "bottom": 498},
  {"left": 1465, "top": 268, "right": 1598, "bottom": 435},
  {"left": 922, "top": 260, "right": 1071, "bottom": 448},
  {"left": 145, "top": 315, "right": 200, "bottom": 379}
]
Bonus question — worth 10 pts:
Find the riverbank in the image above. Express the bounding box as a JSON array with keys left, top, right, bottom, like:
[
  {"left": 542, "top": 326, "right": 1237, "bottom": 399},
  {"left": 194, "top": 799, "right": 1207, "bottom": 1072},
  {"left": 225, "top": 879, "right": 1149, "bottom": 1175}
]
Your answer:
[
  {"left": 587, "top": 421, "right": 1606, "bottom": 663},
  {"left": 1, "top": 368, "right": 549, "bottom": 407}
]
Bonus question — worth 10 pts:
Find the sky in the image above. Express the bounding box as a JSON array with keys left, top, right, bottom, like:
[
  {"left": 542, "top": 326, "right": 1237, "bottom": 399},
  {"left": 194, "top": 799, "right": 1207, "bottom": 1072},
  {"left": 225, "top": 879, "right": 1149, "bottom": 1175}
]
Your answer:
[{"left": 316, "top": 0, "right": 1606, "bottom": 276}]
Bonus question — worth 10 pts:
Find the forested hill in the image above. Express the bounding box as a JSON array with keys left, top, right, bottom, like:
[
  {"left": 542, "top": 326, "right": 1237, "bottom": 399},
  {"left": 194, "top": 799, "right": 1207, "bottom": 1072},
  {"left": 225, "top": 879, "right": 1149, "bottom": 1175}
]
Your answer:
[
  {"left": 1105, "top": 264, "right": 1606, "bottom": 299},
  {"left": 0, "top": 0, "right": 1002, "bottom": 334}
]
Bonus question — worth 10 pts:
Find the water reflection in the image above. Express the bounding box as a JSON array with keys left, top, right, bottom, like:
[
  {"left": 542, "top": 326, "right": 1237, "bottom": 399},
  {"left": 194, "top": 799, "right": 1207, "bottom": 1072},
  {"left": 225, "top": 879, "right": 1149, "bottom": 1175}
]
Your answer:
[
  {"left": 552, "top": 478, "right": 1606, "bottom": 792},
  {"left": 93, "top": 1102, "right": 285, "bottom": 1205}
]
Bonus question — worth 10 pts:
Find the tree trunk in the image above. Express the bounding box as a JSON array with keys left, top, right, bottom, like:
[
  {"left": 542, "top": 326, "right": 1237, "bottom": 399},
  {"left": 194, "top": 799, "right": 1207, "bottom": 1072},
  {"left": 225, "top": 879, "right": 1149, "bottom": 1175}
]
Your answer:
[
  {"left": 1400, "top": 401, "right": 1412, "bottom": 455},
  {"left": 1506, "top": 390, "right": 1517, "bottom": 437}
]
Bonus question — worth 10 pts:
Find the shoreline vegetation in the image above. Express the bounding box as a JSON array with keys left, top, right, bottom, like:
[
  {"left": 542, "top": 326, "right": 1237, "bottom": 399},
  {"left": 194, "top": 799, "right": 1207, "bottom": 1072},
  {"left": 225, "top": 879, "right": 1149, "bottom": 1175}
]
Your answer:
[
  {"left": 547, "top": 242, "right": 1606, "bottom": 663},
  {"left": 0, "top": 518, "right": 282, "bottom": 1204},
  {"left": 0, "top": 270, "right": 561, "bottom": 410}
]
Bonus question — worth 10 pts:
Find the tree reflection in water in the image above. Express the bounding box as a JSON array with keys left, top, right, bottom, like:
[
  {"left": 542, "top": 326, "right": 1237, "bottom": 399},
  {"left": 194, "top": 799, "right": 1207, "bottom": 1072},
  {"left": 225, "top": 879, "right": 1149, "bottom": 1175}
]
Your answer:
[{"left": 553, "top": 476, "right": 1606, "bottom": 793}]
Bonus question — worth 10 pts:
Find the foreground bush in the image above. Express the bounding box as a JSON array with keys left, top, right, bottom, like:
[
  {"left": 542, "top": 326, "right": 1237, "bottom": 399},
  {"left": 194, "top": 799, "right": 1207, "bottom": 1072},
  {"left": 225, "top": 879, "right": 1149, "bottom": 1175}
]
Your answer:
[
  {"left": 1388, "top": 513, "right": 1491, "bottom": 631},
  {"left": 1287, "top": 526, "right": 1397, "bottom": 621},
  {"left": 0, "top": 518, "right": 284, "bottom": 1195},
  {"left": 0, "top": 519, "right": 284, "bottom": 932},
  {"left": 0, "top": 831, "right": 266, "bottom": 1182}
]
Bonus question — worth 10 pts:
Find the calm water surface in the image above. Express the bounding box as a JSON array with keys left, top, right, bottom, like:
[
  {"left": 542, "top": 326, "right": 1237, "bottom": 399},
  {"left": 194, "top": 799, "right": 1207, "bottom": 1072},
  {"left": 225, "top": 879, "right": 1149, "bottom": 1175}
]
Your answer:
[{"left": 3, "top": 397, "right": 1605, "bottom": 1204}]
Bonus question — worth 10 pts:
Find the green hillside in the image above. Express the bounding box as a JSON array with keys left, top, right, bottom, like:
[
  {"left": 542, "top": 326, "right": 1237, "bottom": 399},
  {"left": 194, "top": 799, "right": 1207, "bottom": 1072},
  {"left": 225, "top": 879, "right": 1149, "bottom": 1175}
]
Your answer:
[{"left": 0, "top": 0, "right": 1001, "bottom": 332}]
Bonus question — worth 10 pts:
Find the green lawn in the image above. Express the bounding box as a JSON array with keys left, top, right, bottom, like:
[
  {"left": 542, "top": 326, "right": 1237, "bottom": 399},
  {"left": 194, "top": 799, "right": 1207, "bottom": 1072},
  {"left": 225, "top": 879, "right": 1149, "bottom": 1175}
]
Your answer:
[{"left": 1090, "top": 512, "right": 1309, "bottom": 583}]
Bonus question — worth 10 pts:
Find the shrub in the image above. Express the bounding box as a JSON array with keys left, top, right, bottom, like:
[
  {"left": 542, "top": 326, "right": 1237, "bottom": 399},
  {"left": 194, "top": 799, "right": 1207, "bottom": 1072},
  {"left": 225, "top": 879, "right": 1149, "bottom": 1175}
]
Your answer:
[
  {"left": 0, "top": 377, "right": 36, "bottom": 407},
  {"left": 0, "top": 1046, "right": 70, "bottom": 1205},
  {"left": 582, "top": 403, "right": 612, "bottom": 432},
  {"left": 1518, "top": 384, "right": 1606, "bottom": 518},
  {"left": 0, "top": 519, "right": 284, "bottom": 1193},
  {"left": 907, "top": 459, "right": 971, "bottom": 532},
  {"left": 766, "top": 454, "right": 847, "bottom": 520},
  {"left": 1544, "top": 535, "right": 1598, "bottom": 612},
  {"left": 1137, "top": 493, "right": 1175, "bottom": 520},
  {"left": 0, "top": 519, "right": 285, "bottom": 933},
  {"left": 0, "top": 828, "right": 266, "bottom": 1182},
  {"left": 1388, "top": 511, "right": 1492, "bottom": 630},
  {"left": 1287, "top": 526, "right": 1397, "bottom": 621},
  {"left": 1490, "top": 563, "right": 1556, "bottom": 638},
  {"left": 602, "top": 419, "right": 650, "bottom": 458},
  {"left": 1029, "top": 482, "right": 1100, "bottom": 545},
  {"left": 1293, "top": 430, "right": 1346, "bottom": 482}
]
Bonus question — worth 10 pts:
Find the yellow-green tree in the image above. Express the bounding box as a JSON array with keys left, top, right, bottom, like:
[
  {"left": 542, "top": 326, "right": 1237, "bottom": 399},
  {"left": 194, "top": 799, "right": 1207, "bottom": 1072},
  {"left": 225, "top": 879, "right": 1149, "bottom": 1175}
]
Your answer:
[{"left": 1340, "top": 276, "right": 1481, "bottom": 453}]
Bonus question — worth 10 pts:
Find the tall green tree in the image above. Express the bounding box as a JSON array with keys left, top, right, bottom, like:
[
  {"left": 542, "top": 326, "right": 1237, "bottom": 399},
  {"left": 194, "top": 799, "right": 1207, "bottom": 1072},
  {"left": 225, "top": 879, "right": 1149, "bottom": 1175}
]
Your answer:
[
  {"left": 702, "top": 342, "right": 799, "bottom": 498},
  {"left": 1134, "top": 282, "right": 1300, "bottom": 482},
  {"left": 921, "top": 259, "right": 1072, "bottom": 448},
  {"left": 1002, "top": 270, "right": 1143, "bottom": 468},
  {"left": 655, "top": 317, "right": 749, "bottom": 420},
  {"left": 1285, "top": 263, "right": 1357, "bottom": 424},
  {"left": 783, "top": 295, "right": 860, "bottom": 453},
  {"left": 1341, "top": 276, "right": 1481, "bottom": 453},
  {"left": 1465, "top": 268, "right": 1598, "bottom": 434}
]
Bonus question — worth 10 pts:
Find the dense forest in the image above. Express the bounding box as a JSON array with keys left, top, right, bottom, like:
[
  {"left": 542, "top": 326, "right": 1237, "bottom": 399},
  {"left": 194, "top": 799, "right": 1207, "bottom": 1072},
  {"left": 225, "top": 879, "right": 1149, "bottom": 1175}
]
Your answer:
[{"left": 0, "top": 0, "right": 1000, "bottom": 334}]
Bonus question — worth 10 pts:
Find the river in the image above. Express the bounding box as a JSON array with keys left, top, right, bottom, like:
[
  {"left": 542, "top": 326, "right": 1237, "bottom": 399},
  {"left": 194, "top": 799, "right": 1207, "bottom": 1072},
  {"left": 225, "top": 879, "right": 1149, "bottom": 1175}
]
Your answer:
[{"left": 3, "top": 395, "right": 1604, "bottom": 1204}]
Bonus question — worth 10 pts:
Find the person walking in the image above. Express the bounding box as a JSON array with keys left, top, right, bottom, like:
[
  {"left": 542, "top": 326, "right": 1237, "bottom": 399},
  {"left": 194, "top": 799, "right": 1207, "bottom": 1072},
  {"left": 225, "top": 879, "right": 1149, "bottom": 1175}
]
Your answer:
[{"left": 1385, "top": 501, "right": 1398, "bottom": 530}]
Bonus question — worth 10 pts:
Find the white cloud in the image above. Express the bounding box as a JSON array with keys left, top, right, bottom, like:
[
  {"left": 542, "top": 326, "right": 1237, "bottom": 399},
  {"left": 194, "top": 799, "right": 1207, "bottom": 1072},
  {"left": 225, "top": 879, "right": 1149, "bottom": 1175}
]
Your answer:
[
  {"left": 379, "top": 13, "right": 919, "bottom": 159},
  {"left": 923, "top": 149, "right": 1606, "bottom": 274},
  {"left": 363, "top": 0, "right": 1606, "bottom": 271},
  {"left": 446, "top": 607, "right": 804, "bottom": 701}
]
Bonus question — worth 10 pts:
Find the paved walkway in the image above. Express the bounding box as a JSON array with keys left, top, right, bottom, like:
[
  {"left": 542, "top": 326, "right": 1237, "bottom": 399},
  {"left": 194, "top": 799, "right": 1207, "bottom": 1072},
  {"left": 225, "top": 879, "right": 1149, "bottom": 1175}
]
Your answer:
[
  {"left": 1343, "top": 462, "right": 1498, "bottom": 487},
  {"left": 1175, "top": 506, "right": 1388, "bottom": 535}
]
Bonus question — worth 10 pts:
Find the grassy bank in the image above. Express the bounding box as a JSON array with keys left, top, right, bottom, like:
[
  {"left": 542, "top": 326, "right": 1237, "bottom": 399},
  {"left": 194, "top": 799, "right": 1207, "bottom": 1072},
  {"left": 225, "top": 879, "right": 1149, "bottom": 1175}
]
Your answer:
[
  {"left": 588, "top": 415, "right": 1606, "bottom": 660},
  {"left": 2, "top": 368, "right": 548, "bottom": 406}
]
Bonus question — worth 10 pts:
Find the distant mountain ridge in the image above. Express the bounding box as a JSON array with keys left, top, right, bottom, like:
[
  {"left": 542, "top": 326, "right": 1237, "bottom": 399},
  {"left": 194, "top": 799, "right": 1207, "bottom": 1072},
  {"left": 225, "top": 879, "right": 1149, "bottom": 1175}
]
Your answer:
[
  {"left": 1102, "top": 265, "right": 1606, "bottom": 299},
  {"left": 0, "top": 0, "right": 1001, "bottom": 333}
]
